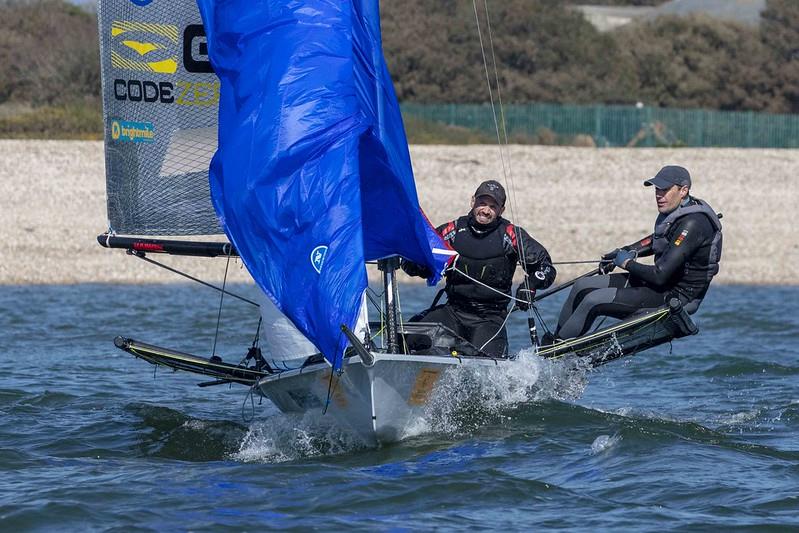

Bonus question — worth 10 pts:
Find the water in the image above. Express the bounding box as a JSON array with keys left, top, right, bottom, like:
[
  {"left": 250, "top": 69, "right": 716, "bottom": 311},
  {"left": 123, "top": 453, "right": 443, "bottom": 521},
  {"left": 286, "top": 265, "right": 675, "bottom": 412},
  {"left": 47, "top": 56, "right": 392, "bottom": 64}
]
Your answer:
[{"left": 2, "top": 283, "right": 799, "bottom": 530}]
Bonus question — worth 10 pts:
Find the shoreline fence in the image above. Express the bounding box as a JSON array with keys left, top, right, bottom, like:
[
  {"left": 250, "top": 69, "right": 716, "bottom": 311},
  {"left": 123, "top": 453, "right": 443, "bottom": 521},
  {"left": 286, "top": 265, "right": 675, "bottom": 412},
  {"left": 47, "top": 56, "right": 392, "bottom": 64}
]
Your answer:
[{"left": 400, "top": 103, "right": 799, "bottom": 148}]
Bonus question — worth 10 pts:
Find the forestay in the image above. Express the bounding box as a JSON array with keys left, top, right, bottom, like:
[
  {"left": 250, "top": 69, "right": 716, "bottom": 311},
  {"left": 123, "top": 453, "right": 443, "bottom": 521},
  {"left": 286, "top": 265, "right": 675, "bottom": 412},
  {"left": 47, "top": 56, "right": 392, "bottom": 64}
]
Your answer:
[{"left": 196, "top": 0, "right": 451, "bottom": 368}]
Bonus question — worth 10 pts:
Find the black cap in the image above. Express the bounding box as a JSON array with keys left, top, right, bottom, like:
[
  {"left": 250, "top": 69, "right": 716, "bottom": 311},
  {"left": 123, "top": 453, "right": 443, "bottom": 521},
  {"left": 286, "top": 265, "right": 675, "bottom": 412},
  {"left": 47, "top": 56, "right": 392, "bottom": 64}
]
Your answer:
[
  {"left": 644, "top": 165, "right": 692, "bottom": 189},
  {"left": 474, "top": 180, "right": 506, "bottom": 206}
]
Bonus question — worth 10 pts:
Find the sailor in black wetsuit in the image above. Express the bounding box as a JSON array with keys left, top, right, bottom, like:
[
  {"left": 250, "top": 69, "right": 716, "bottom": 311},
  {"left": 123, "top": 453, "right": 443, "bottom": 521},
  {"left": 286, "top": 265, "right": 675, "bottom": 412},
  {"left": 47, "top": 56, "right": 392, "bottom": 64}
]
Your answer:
[
  {"left": 554, "top": 165, "right": 722, "bottom": 340},
  {"left": 403, "top": 180, "right": 556, "bottom": 357}
]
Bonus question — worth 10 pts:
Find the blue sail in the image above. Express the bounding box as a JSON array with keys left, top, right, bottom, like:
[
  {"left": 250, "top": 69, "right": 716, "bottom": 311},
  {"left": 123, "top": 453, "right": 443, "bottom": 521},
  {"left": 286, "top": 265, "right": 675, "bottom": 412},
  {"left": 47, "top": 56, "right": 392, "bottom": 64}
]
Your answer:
[{"left": 196, "top": 0, "right": 450, "bottom": 368}]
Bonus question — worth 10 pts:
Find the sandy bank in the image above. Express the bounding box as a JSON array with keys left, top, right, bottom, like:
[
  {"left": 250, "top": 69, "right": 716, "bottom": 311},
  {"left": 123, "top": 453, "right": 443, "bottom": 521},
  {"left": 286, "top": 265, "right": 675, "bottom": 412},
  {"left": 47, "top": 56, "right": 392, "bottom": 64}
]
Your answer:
[{"left": 1, "top": 140, "right": 796, "bottom": 285}]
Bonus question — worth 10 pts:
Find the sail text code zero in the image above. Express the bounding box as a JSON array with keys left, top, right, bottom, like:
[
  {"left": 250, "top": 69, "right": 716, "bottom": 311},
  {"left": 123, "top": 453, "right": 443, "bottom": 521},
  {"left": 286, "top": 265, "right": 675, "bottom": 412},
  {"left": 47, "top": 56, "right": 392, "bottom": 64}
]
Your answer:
[{"left": 113, "top": 79, "right": 219, "bottom": 106}]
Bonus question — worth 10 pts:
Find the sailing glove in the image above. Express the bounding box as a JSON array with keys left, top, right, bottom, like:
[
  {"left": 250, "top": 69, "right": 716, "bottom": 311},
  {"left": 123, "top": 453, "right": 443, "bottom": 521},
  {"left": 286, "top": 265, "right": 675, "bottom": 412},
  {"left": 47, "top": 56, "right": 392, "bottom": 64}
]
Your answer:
[
  {"left": 613, "top": 249, "right": 636, "bottom": 268},
  {"left": 400, "top": 259, "right": 432, "bottom": 279},
  {"left": 599, "top": 248, "right": 621, "bottom": 274},
  {"left": 515, "top": 285, "right": 535, "bottom": 311}
]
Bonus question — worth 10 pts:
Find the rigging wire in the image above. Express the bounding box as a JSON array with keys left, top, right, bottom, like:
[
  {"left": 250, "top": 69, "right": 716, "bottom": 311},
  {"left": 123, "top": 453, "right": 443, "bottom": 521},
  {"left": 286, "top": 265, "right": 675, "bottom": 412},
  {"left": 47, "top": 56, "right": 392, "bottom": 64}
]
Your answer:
[
  {"left": 211, "top": 250, "right": 232, "bottom": 358},
  {"left": 473, "top": 0, "right": 531, "bottom": 276},
  {"left": 472, "top": 0, "right": 543, "bottom": 342},
  {"left": 129, "top": 251, "right": 259, "bottom": 307},
  {"left": 472, "top": 0, "right": 510, "bottom": 191}
]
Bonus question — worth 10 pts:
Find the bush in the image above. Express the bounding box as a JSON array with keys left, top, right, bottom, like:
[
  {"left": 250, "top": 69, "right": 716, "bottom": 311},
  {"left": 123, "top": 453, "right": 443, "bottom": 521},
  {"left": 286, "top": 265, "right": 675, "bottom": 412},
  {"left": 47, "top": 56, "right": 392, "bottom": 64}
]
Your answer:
[
  {"left": 613, "top": 14, "right": 777, "bottom": 112},
  {"left": 0, "top": 0, "right": 100, "bottom": 106},
  {"left": 0, "top": 101, "right": 103, "bottom": 139},
  {"left": 403, "top": 115, "right": 494, "bottom": 144}
]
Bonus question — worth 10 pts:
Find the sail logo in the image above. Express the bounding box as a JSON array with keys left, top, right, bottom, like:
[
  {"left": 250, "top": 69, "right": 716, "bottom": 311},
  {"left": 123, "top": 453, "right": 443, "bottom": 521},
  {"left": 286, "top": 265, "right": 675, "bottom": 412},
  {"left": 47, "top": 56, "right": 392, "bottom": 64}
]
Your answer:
[
  {"left": 128, "top": 0, "right": 153, "bottom": 5},
  {"left": 111, "top": 20, "right": 179, "bottom": 74},
  {"left": 109, "top": 21, "right": 217, "bottom": 106},
  {"left": 311, "top": 246, "right": 328, "bottom": 274},
  {"left": 110, "top": 119, "right": 155, "bottom": 143}
]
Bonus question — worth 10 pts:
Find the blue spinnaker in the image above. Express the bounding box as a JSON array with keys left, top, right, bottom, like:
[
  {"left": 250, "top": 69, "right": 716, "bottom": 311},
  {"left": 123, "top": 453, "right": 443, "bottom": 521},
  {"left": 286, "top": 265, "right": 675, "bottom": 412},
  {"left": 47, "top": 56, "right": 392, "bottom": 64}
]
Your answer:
[{"left": 197, "top": 0, "right": 450, "bottom": 368}]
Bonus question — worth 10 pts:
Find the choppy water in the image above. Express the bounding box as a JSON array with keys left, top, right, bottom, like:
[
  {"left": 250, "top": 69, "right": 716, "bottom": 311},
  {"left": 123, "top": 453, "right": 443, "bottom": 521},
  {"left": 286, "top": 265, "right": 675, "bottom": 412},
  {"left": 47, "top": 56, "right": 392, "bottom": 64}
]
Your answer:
[{"left": 2, "top": 283, "right": 799, "bottom": 530}]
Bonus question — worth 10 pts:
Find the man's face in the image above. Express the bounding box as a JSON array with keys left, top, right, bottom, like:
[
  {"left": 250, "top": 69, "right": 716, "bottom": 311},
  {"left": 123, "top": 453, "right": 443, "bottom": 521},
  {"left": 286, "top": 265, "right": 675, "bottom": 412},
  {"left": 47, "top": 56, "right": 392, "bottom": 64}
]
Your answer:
[
  {"left": 655, "top": 184, "right": 689, "bottom": 214},
  {"left": 471, "top": 195, "right": 504, "bottom": 225}
]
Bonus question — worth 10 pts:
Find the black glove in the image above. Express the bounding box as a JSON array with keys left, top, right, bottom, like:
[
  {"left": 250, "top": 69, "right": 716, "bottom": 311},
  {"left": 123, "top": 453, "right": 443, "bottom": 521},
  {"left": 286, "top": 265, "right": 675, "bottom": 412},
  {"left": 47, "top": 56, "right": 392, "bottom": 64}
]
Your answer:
[
  {"left": 599, "top": 248, "right": 621, "bottom": 274},
  {"left": 400, "top": 259, "right": 432, "bottom": 279},
  {"left": 515, "top": 285, "right": 535, "bottom": 311},
  {"left": 613, "top": 249, "right": 636, "bottom": 268}
]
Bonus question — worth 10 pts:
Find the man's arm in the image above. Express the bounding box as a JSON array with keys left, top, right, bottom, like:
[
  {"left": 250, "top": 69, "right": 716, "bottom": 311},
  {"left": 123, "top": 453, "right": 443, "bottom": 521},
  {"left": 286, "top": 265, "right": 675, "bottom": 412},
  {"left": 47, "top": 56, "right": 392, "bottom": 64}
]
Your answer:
[
  {"left": 623, "top": 234, "right": 654, "bottom": 258},
  {"left": 622, "top": 216, "right": 708, "bottom": 287},
  {"left": 603, "top": 234, "right": 654, "bottom": 263},
  {"left": 515, "top": 227, "right": 556, "bottom": 290},
  {"left": 400, "top": 221, "right": 451, "bottom": 279}
]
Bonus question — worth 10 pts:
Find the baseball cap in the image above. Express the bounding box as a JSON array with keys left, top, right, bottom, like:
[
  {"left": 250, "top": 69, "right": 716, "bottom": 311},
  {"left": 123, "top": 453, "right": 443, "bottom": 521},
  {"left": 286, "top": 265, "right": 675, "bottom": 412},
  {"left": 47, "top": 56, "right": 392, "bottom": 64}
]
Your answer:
[
  {"left": 644, "top": 165, "right": 692, "bottom": 189},
  {"left": 474, "top": 180, "right": 506, "bottom": 206}
]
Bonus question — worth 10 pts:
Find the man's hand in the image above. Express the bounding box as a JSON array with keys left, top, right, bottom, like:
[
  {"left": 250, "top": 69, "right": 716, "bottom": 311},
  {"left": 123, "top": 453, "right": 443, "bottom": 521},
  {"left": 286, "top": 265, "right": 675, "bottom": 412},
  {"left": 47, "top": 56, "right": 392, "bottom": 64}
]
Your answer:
[
  {"left": 400, "top": 259, "right": 432, "bottom": 279},
  {"left": 613, "top": 249, "right": 636, "bottom": 269},
  {"left": 515, "top": 285, "right": 535, "bottom": 311},
  {"left": 599, "top": 248, "right": 621, "bottom": 274}
]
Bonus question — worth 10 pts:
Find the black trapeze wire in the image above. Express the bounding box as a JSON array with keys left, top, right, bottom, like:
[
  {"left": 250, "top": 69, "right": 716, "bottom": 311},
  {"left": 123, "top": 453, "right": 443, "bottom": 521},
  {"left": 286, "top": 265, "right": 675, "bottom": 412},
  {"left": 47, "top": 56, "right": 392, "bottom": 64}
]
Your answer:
[{"left": 130, "top": 251, "right": 259, "bottom": 307}]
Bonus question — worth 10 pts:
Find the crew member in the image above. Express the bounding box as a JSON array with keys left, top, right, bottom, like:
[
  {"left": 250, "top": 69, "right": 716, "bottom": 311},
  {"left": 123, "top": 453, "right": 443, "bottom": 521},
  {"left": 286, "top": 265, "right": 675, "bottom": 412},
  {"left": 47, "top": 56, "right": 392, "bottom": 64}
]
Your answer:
[
  {"left": 553, "top": 165, "right": 722, "bottom": 341},
  {"left": 403, "top": 180, "right": 556, "bottom": 357}
]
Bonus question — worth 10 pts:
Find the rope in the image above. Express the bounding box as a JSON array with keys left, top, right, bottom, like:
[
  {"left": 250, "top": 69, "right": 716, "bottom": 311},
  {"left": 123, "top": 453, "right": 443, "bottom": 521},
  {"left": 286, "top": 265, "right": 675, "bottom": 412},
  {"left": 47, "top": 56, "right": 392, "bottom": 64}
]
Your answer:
[
  {"left": 365, "top": 287, "right": 383, "bottom": 318},
  {"left": 555, "top": 259, "right": 614, "bottom": 266},
  {"left": 478, "top": 305, "right": 514, "bottom": 353},
  {"left": 323, "top": 367, "right": 340, "bottom": 416},
  {"left": 394, "top": 280, "right": 408, "bottom": 355},
  {"left": 449, "top": 262, "right": 526, "bottom": 306},
  {"left": 531, "top": 305, "right": 552, "bottom": 335},
  {"left": 211, "top": 251, "right": 232, "bottom": 358},
  {"left": 241, "top": 382, "right": 257, "bottom": 422}
]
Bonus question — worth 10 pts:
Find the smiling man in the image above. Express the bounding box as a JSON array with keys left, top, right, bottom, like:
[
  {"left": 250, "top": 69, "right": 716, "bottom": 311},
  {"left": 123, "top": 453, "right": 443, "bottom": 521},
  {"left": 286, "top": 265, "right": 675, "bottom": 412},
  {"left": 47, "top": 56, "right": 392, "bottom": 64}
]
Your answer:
[
  {"left": 402, "top": 180, "right": 555, "bottom": 357},
  {"left": 551, "top": 165, "right": 722, "bottom": 342}
]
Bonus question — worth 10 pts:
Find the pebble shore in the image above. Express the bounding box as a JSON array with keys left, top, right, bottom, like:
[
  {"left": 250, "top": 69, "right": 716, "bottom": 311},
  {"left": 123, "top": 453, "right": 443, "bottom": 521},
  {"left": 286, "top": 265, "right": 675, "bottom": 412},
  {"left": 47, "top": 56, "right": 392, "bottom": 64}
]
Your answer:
[{"left": 1, "top": 140, "right": 795, "bottom": 285}]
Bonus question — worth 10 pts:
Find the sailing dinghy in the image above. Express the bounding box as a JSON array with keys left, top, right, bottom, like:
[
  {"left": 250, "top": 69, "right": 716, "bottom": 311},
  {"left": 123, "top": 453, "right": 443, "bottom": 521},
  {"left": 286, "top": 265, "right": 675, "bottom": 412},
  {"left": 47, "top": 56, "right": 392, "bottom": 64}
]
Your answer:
[{"left": 97, "top": 0, "right": 699, "bottom": 445}]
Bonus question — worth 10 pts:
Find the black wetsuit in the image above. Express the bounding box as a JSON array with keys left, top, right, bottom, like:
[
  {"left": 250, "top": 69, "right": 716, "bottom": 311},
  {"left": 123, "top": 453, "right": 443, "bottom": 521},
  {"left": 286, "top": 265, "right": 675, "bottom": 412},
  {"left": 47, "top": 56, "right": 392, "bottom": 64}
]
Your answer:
[
  {"left": 404, "top": 214, "right": 555, "bottom": 357},
  {"left": 556, "top": 197, "right": 722, "bottom": 339}
]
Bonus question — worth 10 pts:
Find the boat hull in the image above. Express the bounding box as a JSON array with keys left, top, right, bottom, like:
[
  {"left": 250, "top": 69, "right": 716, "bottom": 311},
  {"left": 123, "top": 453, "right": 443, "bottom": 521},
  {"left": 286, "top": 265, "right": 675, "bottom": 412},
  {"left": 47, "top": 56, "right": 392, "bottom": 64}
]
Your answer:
[
  {"left": 256, "top": 353, "right": 501, "bottom": 445},
  {"left": 112, "top": 299, "right": 698, "bottom": 445}
]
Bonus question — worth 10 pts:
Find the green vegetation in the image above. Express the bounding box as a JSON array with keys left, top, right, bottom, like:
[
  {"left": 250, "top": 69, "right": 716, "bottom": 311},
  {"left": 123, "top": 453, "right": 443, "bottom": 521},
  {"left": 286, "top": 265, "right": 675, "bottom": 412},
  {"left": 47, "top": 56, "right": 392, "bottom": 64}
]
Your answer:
[
  {"left": 403, "top": 115, "right": 494, "bottom": 144},
  {"left": 0, "top": 0, "right": 101, "bottom": 138},
  {"left": 1, "top": 0, "right": 797, "bottom": 141},
  {"left": 0, "top": 102, "right": 102, "bottom": 139}
]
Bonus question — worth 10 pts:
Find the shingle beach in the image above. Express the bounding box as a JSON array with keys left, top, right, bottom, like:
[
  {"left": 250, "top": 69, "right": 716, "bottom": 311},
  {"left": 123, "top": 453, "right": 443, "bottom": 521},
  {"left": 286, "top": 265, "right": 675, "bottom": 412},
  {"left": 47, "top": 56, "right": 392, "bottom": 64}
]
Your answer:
[{"left": 1, "top": 140, "right": 795, "bottom": 285}]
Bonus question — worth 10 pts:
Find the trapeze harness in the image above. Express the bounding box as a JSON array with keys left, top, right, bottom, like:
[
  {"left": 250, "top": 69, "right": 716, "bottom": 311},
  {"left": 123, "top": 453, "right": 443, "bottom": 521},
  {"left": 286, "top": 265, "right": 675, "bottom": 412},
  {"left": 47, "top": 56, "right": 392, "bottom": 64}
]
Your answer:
[
  {"left": 413, "top": 215, "right": 554, "bottom": 357},
  {"left": 440, "top": 216, "right": 523, "bottom": 311}
]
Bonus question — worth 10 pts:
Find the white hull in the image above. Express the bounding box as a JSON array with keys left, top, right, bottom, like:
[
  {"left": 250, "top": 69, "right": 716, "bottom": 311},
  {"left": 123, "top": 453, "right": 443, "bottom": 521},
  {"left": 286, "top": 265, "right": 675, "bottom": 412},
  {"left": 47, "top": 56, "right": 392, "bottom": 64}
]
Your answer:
[{"left": 256, "top": 353, "right": 505, "bottom": 446}]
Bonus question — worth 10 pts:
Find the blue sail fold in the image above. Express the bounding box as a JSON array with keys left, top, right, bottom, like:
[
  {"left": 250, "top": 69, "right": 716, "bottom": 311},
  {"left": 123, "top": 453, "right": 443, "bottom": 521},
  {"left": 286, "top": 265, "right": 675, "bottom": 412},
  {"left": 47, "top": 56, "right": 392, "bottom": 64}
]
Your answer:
[{"left": 197, "top": 0, "right": 450, "bottom": 368}]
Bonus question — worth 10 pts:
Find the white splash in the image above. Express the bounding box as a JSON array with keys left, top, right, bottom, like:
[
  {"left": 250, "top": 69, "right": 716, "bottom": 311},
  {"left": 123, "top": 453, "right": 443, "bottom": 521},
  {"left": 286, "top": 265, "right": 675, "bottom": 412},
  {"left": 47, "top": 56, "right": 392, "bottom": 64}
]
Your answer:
[
  {"left": 181, "top": 419, "right": 207, "bottom": 431},
  {"left": 230, "top": 411, "right": 368, "bottom": 463},
  {"left": 590, "top": 433, "right": 622, "bottom": 454},
  {"left": 417, "top": 348, "right": 592, "bottom": 438}
]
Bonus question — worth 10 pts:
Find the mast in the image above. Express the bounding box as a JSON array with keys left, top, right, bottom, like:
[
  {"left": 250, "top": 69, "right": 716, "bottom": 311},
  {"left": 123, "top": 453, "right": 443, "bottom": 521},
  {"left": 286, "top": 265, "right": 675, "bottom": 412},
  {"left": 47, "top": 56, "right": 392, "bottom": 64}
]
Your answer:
[{"left": 377, "top": 257, "right": 401, "bottom": 353}]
